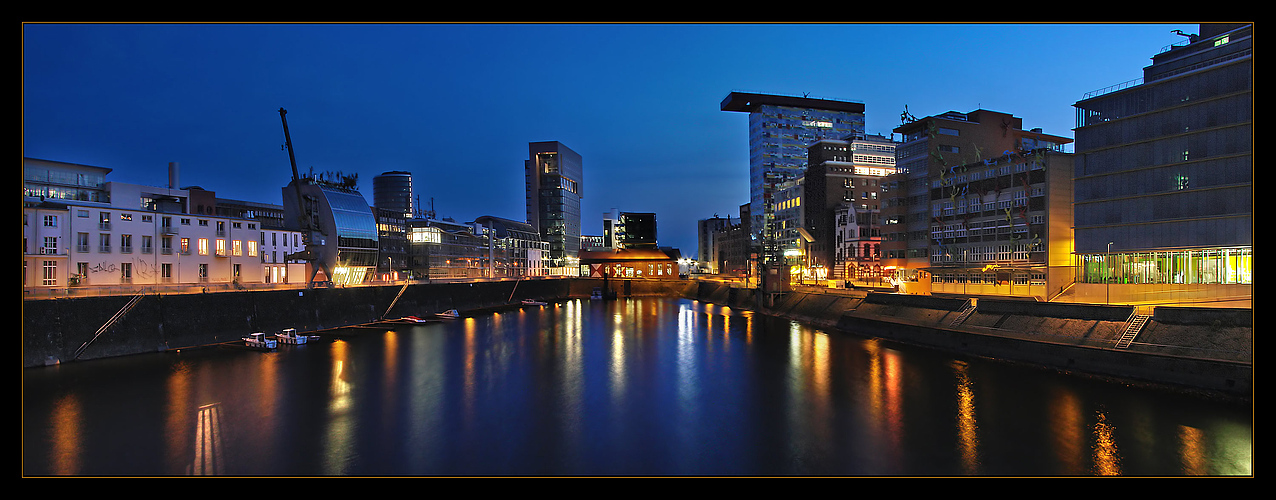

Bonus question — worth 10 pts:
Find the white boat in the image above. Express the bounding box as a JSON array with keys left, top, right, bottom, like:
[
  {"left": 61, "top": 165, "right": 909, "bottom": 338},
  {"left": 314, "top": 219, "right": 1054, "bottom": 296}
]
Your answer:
[
  {"left": 243, "top": 332, "right": 278, "bottom": 350},
  {"left": 276, "top": 328, "right": 310, "bottom": 345},
  {"left": 399, "top": 315, "right": 430, "bottom": 323},
  {"left": 521, "top": 299, "right": 548, "bottom": 306},
  {"left": 435, "top": 309, "right": 460, "bottom": 320}
]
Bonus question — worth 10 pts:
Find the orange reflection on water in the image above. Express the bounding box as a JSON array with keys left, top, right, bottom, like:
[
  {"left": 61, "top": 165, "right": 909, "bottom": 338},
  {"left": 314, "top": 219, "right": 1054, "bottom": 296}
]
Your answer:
[
  {"left": 1048, "top": 386, "right": 1086, "bottom": 475},
  {"left": 325, "top": 339, "right": 354, "bottom": 474},
  {"left": 190, "top": 403, "right": 224, "bottom": 475},
  {"left": 1178, "top": 425, "right": 1208, "bottom": 475},
  {"left": 1092, "top": 410, "right": 1122, "bottom": 476},
  {"left": 165, "top": 360, "right": 192, "bottom": 475},
  {"left": 953, "top": 361, "right": 980, "bottom": 474},
  {"left": 48, "top": 393, "right": 81, "bottom": 475}
]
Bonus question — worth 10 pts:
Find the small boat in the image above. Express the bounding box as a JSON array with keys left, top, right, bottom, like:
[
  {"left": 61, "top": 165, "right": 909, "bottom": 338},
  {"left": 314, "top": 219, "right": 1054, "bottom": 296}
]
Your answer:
[
  {"left": 276, "top": 328, "right": 310, "bottom": 344},
  {"left": 399, "top": 315, "right": 430, "bottom": 323},
  {"left": 243, "top": 332, "right": 278, "bottom": 350},
  {"left": 521, "top": 299, "right": 548, "bottom": 306},
  {"left": 435, "top": 309, "right": 460, "bottom": 320}
]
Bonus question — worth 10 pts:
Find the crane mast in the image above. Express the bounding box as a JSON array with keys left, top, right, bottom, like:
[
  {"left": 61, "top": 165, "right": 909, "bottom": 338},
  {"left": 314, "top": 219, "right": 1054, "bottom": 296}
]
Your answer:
[{"left": 279, "top": 108, "right": 332, "bottom": 288}]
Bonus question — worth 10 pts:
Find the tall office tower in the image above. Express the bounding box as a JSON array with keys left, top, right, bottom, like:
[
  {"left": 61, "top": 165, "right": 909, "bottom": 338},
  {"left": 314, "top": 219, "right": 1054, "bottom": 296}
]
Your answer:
[
  {"left": 1072, "top": 23, "right": 1251, "bottom": 302},
  {"left": 373, "top": 171, "right": 414, "bottom": 219},
  {"left": 526, "top": 141, "right": 583, "bottom": 268},
  {"left": 721, "top": 92, "right": 866, "bottom": 265},
  {"left": 882, "top": 109, "right": 1070, "bottom": 285}
]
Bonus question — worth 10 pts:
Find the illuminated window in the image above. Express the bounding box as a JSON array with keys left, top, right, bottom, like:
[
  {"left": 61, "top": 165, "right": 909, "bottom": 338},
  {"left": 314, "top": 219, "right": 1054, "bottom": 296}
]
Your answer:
[
  {"left": 216, "top": 239, "right": 226, "bottom": 256},
  {"left": 248, "top": 240, "right": 258, "bottom": 257},
  {"left": 198, "top": 238, "right": 209, "bottom": 256},
  {"left": 233, "top": 240, "right": 243, "bottom": 257}
]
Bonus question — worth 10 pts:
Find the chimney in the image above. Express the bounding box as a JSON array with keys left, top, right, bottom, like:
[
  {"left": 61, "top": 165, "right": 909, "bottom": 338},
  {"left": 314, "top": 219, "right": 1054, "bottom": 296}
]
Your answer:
[{"left": 168, "top": 162, "right": 180, "bottom": 189}]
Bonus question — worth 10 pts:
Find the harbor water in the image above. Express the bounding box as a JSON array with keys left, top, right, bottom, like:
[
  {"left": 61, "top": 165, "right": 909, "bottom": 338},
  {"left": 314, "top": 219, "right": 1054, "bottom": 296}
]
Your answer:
[{"left": 22, "top": 297, "right": 1252, "bottom": 476}]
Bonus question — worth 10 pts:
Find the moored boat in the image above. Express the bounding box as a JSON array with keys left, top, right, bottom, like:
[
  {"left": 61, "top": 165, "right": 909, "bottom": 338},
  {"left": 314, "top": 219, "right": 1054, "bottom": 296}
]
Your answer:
[
  {"left": 521, "top": 299, "right": 548, "bottom": 306},
  {"left": 399, "top": 315, "right": 430, "bottom": 323},
  {"left": 243, "top": 332, "right": 278, "bottom": 350},
  {"left": 276, "top": 328, "right": 310, "bottom": 344},
  {"left": 435, "top": 309, "right": 460, "bottom": 320}
]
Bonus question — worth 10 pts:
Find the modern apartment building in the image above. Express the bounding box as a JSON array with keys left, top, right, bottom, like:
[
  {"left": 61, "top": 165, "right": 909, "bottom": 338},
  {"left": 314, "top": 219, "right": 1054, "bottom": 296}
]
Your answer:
[
  {"left": 525, "top": 141, "right": 583, "bottom": 269},
  {"left": 721, "top": 92, "right": 866, "bottom": 265},
  {"left": 881, "top": 109, "right": 1071, "bottom": 295},
  {"left": 1071, "top": 23, "right": 1251, "bottom": 305}
]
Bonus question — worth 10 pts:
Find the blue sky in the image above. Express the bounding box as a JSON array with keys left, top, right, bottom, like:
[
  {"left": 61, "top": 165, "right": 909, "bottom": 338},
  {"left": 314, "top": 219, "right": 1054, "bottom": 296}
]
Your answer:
[{"left": 23, "top": 22, "right": 1199, "bottom": 253}]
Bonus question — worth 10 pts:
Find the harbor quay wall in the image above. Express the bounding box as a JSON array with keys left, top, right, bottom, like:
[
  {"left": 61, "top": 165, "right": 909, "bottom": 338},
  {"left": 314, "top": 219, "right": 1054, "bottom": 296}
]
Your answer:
[
  {"left": 685, "top": 281, "right": 1252, "bottom": 399},
  {"left": 24, "top": 278, "right": 1252, "bottom": 399},
  {"left": 22, "top": 277, "right": 693, "bottom": 368}
]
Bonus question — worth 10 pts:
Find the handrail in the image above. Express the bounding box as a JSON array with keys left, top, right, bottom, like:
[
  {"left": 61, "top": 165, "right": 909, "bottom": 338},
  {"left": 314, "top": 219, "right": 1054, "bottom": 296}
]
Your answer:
[{"left": 73, "top": 290, "right": 147, "bottom": 360}]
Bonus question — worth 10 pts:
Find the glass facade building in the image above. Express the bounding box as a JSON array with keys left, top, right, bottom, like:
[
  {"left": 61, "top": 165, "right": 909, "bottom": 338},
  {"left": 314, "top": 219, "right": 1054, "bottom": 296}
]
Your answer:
[
  {"left": 1072, "top": 23, "right": 1251, "bottom": 288},
  {"left": 525, "top": 141, "right": 583, "bottom": 269},
  {"left": 721, "top": 92, "right": 865, "bottom": 264}
]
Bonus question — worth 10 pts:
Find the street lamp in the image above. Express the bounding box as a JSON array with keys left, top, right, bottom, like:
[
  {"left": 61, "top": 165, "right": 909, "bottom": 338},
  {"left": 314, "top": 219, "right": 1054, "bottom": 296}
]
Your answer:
[{"left": 1106, "top": 241, "right": 1113, "bottom": 305}]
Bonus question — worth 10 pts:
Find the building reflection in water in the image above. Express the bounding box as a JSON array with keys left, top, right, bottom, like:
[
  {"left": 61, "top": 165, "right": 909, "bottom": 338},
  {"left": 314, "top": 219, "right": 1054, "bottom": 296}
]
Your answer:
[
  {"left": 1092, "top": 409, "right": 1122, "bottom": 476},
  {"left": 952, "top": 360, "right": 980, "bottom": 475},
  {"left": 189, "top": 403, "right": 224, "bottom": 475},
  {"left": 49, "top": 394, "right": 81, "bottom": 475},
  {"left": 1049, "top": 385, "right": 1086, "bottom": 474},
  {"left": 325, "top": 340, "right": 354, "bottom": 475}
]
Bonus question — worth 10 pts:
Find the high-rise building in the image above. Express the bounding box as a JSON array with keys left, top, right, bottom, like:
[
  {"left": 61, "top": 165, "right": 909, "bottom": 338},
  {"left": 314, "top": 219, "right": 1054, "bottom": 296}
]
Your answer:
[
  {"left": 721, "top": 92, "right": 866, "bottom": 264},
  {"left": 525, "top": 141, "right": 583, "bottom": 269},
  {"left": 1071, "top": 23, "right": 1251, "bottom": 303},
  {"left": 373, "top": 171, "right": 414, "bottom": 219}
]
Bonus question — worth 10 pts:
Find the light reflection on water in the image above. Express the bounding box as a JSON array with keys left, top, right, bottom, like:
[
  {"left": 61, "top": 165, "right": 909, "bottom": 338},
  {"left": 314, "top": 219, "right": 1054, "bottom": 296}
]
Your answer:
[{"left": 23, "top": 297, "right": 1251, "bottom": 476}]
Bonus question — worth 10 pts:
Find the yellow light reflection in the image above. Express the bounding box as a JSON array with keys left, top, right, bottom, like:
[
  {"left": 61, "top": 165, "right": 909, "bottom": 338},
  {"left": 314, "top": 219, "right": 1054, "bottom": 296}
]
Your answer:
[
  {"left": 325, "top": 340, "right": 354, "bottom": 475},
  {"left": 1178, "top": 425, "right": 1208, "bottom": 475},
  {"left": 1092, "top": 410, "right": 1122, "bottom": 476},
  {"left": 189, "top": 403, "right": 225, "bottom": 476},
  {"left": 1048, "top": 386, "right": 1086, "bottom": 475},
  {"left": 953, "top": 361, "right": 980, "bottom": 474},
  {"left": 166, "top": 360, "right": 192, "bottom": 475},
  {"left": 49, "top": 393, "right": 81, "bottom": 475}
]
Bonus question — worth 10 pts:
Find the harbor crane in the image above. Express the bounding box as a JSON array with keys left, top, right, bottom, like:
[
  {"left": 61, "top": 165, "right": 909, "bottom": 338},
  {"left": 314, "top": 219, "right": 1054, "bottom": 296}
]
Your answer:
[{"left": 279, "top": 107, "right": 334, "bottom": 289}]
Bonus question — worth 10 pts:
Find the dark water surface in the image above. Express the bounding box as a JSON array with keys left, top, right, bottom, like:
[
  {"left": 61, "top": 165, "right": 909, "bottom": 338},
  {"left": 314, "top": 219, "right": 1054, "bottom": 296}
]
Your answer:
[{"left": 23, "top": 297, "right": 1252, "bottom": 476}]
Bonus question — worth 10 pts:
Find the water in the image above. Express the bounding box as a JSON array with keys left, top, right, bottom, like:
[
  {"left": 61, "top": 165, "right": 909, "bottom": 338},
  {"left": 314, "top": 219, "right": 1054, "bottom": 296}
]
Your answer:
[{"left": 22, "top": 297, "right": 1252, "bottom": 476}]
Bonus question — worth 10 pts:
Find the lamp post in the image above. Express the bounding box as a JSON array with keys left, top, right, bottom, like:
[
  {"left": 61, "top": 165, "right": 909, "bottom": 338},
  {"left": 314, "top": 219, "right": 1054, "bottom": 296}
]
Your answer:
[{"left": 1106, "top": 241, "right": 1113, "bottom": 305}]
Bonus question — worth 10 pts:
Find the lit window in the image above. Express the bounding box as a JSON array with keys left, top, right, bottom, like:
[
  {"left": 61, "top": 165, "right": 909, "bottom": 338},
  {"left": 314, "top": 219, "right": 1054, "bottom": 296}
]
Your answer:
[
  {"left": 248, "top": 240, "right": 258, "bottom": 257},
  {"left": 198, "top": 238, "right": 209, "bottom": 255}
]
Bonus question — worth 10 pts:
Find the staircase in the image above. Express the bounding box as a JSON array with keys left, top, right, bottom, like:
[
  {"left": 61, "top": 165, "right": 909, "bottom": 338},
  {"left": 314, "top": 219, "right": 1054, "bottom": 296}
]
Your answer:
[
  {"left": 950, "top": 299, "right": 977, "bottom": 327},
  {"left": 1115, "top": 312, "right": 1152, "bottom": 349},
  {"left": 74, "top": 291, "right": 147, "bottom": 360}
]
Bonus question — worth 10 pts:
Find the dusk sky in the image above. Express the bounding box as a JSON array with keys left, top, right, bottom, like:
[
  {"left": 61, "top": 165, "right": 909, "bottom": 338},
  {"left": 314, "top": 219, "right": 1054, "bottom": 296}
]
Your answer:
[{"left": 23, "top": 22, "right": 1199, "bottom": 254}]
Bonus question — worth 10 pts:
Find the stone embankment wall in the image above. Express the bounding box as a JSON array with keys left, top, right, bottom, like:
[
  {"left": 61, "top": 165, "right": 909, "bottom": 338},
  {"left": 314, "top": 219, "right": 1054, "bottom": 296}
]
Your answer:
[
  {"left": 686, "top": 281, "right": 1252, "bottom": 399},
  {"left": 24, "top": 278, "right": 1251, "bottom": 399}
]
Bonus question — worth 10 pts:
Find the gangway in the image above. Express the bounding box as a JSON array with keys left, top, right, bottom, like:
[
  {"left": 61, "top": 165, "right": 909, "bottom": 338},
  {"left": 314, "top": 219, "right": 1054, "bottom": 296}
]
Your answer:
[
  {"left": 949, "top": 299, "right": 977, "bottom": 327},
  {"left": 1115, "top": 311, "right": 1152, "bottom": 349},
  {"left": 73, "top": 290, "right": 147, "bottom": 360},
  {"left": 381, "top": 281, "right": 412, "bottom": 320}
]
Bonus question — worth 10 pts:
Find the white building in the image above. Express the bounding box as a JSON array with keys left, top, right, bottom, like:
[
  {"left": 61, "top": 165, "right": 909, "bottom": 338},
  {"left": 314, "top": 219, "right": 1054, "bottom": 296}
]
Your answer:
[{"left": 23, "top": 158, "right": 304, "bottom": 293}]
